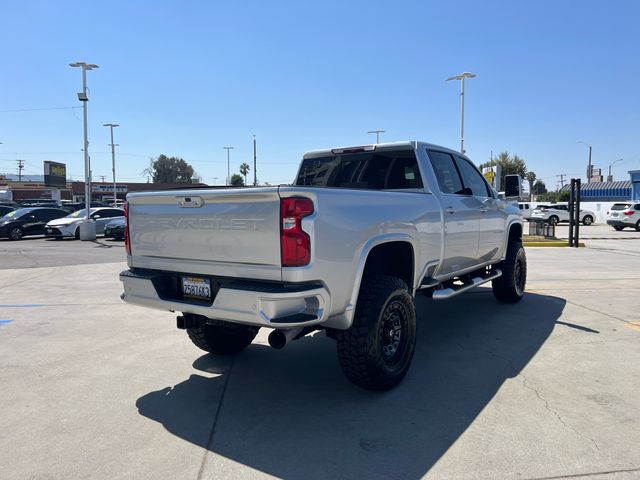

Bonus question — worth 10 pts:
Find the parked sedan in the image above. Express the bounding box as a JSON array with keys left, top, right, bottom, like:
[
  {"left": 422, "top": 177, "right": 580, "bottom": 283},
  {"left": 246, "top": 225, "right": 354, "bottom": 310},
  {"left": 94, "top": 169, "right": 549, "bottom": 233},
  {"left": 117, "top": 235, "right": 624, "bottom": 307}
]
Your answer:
[
  {"left": 45, "top": 207, "right": 124, "bottom": 239},
  {"left": 0, "top": 207, "right": 69, "bottom": 240},
  {"left": 0, "top": 205, "right": 15, "bottom": 217},
  {"left": 104, "top": 217, "right": 125, "bottom": 240}
]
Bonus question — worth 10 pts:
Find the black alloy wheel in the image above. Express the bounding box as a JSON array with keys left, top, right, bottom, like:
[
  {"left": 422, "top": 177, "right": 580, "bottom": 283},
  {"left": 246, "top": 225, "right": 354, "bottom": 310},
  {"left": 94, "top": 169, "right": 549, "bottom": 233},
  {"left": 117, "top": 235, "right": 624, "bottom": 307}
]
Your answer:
[{"left": 9, "top": 227, "right": 23, "bottom": 241}]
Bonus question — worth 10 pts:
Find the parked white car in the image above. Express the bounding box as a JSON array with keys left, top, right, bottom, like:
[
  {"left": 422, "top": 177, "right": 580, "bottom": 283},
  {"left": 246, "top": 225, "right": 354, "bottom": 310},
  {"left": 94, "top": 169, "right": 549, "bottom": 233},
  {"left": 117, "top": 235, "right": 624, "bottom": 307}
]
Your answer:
[
  {"left": 606, "top": 202, "right": 640, "bottom": 231},
  {"left": 530, "top": 204, "right": 595, "bottom": 225},
  {"left": 45, "top": 207, "right": 124, "bottom": 239}
]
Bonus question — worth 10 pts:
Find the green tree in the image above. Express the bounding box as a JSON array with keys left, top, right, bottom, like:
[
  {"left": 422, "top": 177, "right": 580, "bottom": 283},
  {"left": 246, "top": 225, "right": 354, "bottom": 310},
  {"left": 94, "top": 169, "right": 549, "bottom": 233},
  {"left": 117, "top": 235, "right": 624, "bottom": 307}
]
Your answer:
[
  {"left": 229, "top": 173, "right": 244, "bottom": 186},
  {"left": 533, "top": 180, "right": 547, "bottom": 195},
  {"left": 525, "top": 171, "right": 537, "bottom": 198},
  {"left": 480, "top": 151, "right": 527, "bottom": 190},
  {"left": 143, "top": 155, "right": 195, "bottom": 184},
  {"left": 239, "top": 163, "right": 250, "bottom": 186}
]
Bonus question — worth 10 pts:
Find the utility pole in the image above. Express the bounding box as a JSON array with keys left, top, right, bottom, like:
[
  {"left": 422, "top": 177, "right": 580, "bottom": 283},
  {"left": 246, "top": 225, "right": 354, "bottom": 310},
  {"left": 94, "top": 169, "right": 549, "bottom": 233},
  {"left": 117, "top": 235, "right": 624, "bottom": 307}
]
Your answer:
[
  {"left": 556, "top": 174, "right": 567, "bottom": 190},
  {"left": 69, "top": 61, "right": 99, "bottom": 241},
  {"left": 253, "top": 135, "right": 257, "bottom": 186},
  {"left": 99, "top": 175, "right": 106, "bottom": 183},
  {"left": 16, "top": 160, "right": 24, "bottom": 182},
  {"left": 578, "top": 141, "right": 592, "bottom": 183},
  {"left": 103, "top": 123, "right": 120, "bottom": 205},
  {"left": 223, "top": 146, "right": 234, "bottom": 186},
  {"left": 446, "top": 72, "right": 477, "bottom": 154},
  {"left": 367, "top": 130, "right": 386, "bottom": 144}
]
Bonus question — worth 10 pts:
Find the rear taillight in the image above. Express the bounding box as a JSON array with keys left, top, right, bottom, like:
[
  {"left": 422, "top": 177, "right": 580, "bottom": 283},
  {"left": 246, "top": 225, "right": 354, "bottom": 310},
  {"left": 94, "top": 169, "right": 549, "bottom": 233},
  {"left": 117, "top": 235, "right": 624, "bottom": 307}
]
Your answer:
[
  {"left": 124, "top": 202, "right": 131, "bottom": 255},
  {"left": 624, "top": 211, "right": 635, "bottom": 216},
  {"left": 280, "top": 197, "right": 314, "bottom": 267}
]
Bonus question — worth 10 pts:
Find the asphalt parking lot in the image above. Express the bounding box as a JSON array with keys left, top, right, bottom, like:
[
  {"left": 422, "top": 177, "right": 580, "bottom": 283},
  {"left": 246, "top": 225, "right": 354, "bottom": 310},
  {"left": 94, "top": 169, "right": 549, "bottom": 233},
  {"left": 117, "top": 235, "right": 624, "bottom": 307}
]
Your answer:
[{"left": 1, "top": 226, "right": 639, "bottom": 480}]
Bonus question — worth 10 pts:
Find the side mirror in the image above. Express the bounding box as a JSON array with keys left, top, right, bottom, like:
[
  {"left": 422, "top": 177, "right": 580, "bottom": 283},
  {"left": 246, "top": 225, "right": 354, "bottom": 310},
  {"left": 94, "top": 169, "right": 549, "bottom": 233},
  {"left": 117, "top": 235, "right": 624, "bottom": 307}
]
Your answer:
[
  {"left": 504, "top": 175, "right": 522, "bottom": 199},
  {"left": 92, "top": 215, "right": 101, "bottom": 219}
]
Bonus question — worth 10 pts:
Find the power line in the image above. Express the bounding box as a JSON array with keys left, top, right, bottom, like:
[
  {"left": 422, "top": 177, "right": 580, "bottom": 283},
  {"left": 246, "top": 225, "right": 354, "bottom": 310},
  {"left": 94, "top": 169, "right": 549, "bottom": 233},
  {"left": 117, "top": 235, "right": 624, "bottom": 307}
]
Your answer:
[{"left": 0, "top": 106, "right": 82, "bottom": 113}]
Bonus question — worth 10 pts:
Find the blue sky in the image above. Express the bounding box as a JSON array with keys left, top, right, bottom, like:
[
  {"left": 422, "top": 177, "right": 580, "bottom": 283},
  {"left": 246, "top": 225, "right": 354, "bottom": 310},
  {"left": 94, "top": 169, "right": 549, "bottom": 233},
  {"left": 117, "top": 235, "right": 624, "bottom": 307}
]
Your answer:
[{"left": 1, "top": 0, "right": 639, "bottom": 189}]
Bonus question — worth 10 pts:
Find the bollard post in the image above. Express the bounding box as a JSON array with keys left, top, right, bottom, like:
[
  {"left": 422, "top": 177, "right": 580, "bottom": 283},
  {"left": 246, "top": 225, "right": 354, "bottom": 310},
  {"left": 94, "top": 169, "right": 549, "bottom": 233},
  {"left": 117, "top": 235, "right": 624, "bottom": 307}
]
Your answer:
[{"left": 575, "top": 178, "right": 581, "bottom": 247}]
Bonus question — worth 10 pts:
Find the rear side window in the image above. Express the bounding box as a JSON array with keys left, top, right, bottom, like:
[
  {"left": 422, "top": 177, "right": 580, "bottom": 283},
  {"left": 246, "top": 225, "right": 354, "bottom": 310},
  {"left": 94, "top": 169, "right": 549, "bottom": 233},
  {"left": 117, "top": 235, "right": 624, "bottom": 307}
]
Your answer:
[
  {"left": 295, "top": 150, "right": 423, "bottom": 190},
  {"left": 454, "top": 156, "right": 491, "bottom": 197},
  {"left": 427, "top": 150, "right": 464, "bottom": 194},
  {"left": 611, "top": 203, "right": 631, "bottom": 211},
  {"left": 635, "top": 204, "right": 640, "bottom": 210}
]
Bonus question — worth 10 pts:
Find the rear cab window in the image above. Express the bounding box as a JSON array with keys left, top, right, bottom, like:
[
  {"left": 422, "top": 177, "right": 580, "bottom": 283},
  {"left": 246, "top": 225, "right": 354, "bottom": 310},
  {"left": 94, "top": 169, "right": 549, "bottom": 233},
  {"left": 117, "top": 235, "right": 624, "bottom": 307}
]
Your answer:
[{"left": 295, "top": 149, "right": 424, "bottom": 190}]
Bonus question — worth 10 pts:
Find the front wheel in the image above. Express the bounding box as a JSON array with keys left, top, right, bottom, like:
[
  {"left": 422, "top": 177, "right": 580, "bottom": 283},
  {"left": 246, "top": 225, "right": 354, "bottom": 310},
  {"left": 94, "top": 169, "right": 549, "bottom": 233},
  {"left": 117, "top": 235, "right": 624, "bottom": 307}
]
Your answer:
[
  {"left": 613, "top": 225, "right": 625, "bottom": 231},
  {"left": 582, "top": 215, "right": 594, "bottom": 226},
  {"left": 336, "top": 275, "right": 417, "bottom": 391},
  {"left": 186, "top": 317, "right": 259, "bottom": 355},
  {"left": 492, "top": 240, "right": 527, "bottom": 303},
  {"left": 548, "top": 215, "right": 559, "bottom": 226},
  {"left": 8, "top": 227, "right": 23, "bottom": 241}
]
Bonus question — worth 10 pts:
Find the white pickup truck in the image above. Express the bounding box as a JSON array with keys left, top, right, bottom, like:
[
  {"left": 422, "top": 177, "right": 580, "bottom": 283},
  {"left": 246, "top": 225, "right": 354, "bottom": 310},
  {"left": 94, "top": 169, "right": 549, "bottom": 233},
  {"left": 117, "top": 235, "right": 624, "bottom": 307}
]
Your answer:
[{"left": 120, "top": 141, "right": 525, "bottom": 390}]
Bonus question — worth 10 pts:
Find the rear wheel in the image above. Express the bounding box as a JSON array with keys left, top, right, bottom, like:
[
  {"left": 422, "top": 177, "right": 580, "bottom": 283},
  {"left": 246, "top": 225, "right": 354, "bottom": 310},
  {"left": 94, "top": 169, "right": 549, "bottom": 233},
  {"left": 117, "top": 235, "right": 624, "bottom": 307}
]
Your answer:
[
  {"left": 336, "top": 275, "right": 417, "bottom": 391},
  {"left": 636, "top": 221, "right": 640, "bottom": 232},
  {"left": 186, "top": 318, "right": 259, "bottom": 355},
  {"left": 8, "top": 227, "right": 23, "bottom": 241},
  {"left": 582, "top": 215, "right": 594, "bottom": 226},
  {"left": 492, "top": 240, "right": 527, "bottom": 303},
  {"left": 613, "top": 225, "right": 625, "bottom": 231}
]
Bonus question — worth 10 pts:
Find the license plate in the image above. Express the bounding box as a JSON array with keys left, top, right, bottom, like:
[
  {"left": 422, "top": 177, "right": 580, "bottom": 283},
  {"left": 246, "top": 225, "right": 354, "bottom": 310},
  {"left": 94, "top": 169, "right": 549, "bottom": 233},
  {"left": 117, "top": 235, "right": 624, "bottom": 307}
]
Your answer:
[
  {"left": 182, "top": 276, "right": 212, "bottom": 301},
  {"left": 611, "top": 213, "right": 618, "bottom": 217}
]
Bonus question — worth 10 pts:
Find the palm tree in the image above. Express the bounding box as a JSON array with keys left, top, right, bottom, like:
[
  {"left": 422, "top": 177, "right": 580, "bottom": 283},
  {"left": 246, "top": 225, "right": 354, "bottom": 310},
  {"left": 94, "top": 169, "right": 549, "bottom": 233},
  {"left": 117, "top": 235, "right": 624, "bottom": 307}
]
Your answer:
[
  {"left": 525, "top": 171, "right": 537, "bottom": 200},
  {"left": 239, "top": 163, "right": 250, "bottom": 186}
]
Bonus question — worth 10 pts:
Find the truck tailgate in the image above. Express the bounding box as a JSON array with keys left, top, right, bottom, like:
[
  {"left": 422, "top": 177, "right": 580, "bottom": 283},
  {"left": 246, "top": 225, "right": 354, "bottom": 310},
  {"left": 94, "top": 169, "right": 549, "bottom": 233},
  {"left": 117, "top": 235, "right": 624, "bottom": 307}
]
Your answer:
[{"left": 127, "top": 187, "right": 282, "bottom": 281}]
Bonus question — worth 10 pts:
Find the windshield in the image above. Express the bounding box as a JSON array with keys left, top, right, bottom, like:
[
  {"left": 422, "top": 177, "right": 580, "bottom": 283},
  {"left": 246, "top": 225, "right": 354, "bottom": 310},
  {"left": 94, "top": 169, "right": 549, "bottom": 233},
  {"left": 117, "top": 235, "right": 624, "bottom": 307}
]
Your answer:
[
  {"left": 611, "top": 204, "right": 631, "bottom": 211},
  {"left": 66, "top": 208, "right": 98, "bottom": 218},
  {"left": 0, "top": 208, "right": 33, "bottom": 221}
]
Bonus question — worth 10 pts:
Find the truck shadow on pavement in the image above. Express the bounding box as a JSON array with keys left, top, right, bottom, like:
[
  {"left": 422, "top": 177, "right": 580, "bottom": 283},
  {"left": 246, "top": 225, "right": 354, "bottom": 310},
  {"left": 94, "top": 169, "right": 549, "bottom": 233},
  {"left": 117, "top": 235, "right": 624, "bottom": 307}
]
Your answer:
[{"left": 136, "top": 289, "right": 568, "bottom": 479}]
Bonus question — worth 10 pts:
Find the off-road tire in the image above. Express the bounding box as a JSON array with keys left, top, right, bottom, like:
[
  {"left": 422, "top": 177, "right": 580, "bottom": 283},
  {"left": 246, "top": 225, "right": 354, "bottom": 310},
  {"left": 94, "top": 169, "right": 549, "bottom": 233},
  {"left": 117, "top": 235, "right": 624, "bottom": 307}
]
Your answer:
[
  {"left": 613, "top": 225, "right": 625, "bottom": 231},
  {"left": 582, "top": 215, "right": 594, "bottom": 226},
  {"left": 8, "top": 227, "right": 23, "bottom": 241},
  {"left": 336, "top": 275, "right": 417, "bottom": 391},
  {"left": 187, "top": 320, "right": 259, "bottom": 355},
  {"left": 548, "top": 215, "right": 559, "bottom": 226},
  {"left": 492, "top": 240, "right": 527, "bottom": 303}
]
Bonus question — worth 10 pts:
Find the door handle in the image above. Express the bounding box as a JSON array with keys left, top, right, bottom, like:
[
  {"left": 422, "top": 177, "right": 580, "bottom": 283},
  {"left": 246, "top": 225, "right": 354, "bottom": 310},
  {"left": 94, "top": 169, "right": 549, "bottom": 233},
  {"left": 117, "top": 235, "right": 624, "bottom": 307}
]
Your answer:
[{"left": 446, "top": 207, "right": 456, "bottom": 215}]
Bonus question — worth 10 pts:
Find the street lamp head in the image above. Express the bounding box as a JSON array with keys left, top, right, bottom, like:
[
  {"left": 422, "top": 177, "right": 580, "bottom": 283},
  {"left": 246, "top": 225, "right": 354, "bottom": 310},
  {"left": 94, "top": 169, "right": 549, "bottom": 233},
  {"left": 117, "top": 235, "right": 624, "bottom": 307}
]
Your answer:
[
  {"left": 446, "top": 72, "right": 477, "bottom": 81},
  {"left": 69, "top": 62, "right": 99, "bottom": 70},
  {"left": 103, "top": 123, "right": 120, "bottom": 128}
]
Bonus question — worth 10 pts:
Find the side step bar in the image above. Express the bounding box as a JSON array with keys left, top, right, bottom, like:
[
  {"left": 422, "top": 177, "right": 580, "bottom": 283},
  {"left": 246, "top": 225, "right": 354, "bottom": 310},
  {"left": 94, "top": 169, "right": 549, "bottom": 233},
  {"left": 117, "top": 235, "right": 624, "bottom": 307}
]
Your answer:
[{"left": 432, "top": 269, "right": 502, "bottom": 300}]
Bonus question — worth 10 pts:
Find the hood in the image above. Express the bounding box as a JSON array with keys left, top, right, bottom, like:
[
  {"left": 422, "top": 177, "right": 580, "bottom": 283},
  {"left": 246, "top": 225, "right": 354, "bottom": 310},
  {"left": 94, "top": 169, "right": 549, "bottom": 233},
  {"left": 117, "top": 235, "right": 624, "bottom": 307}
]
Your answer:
[{"left": 47, "top": 217, "right": 82, "bottom": 227}]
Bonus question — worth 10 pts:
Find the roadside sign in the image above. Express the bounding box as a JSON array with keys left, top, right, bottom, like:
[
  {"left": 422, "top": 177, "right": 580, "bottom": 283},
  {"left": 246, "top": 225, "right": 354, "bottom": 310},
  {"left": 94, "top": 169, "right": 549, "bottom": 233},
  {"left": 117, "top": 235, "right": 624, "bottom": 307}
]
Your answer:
[{"left": 482, "top": 165, "right": 501, "bottom": 190}]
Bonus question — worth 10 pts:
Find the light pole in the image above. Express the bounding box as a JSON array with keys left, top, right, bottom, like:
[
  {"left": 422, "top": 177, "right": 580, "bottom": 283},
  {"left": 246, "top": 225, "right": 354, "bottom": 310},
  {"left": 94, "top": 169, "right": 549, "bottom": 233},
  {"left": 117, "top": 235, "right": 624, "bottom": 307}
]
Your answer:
[
  {"left": 446, "top": 72, "right": 476, "bottom": 154},
  {"left": 103, "top": 123, "right": 119, "bottom": 206},
  {"left": 70, "top": 61, "right": 99, "bottom": 240},
  {"left": 367, "top": 130, "right": 386, "bottom": 144},
  {"left": 608, "top": 159, "right": 623, "bottom": 182},
  {"left": 577, "top": 141, "right": 593, "bottom": 183},
  {"left": 253, "top": 135, "right": 257, "bottom": 186},
  {"left": 223, "top": 146, "right": 234, "bottom": 185}
]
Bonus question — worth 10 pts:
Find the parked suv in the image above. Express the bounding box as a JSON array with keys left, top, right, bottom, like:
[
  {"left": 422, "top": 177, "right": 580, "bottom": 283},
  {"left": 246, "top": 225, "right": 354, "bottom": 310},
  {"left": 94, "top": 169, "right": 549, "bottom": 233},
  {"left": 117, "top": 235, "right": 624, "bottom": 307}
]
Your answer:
[
  {"left": 606, "top": 203, "right": 640, "bottom": 231},
  {"left": 530, "top": 204, "right": 595, "bottom": 225}
]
